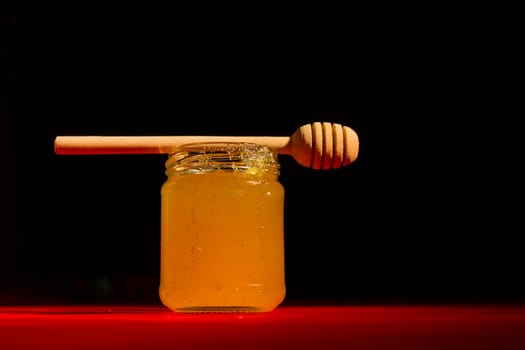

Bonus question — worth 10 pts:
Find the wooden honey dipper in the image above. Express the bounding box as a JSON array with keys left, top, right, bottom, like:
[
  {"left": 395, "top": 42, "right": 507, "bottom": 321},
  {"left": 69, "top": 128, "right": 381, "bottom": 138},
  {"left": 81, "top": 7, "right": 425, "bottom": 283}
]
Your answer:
[{"left": 54, "top": 121, "right": 359, "bottom": 169}]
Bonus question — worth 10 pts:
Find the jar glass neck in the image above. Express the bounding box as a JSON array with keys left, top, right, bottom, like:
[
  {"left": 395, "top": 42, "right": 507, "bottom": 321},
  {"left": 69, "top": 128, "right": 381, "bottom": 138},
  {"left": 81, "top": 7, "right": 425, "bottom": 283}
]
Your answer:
[{"left": 165, "top": 142, "right": 280, "bottom": 177}]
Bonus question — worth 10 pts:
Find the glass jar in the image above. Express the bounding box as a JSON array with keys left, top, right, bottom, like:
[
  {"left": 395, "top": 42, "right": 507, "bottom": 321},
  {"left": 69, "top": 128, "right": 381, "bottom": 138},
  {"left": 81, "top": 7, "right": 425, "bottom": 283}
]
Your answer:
[{"left": 159, "top": 142, "right": 286, "bottom": 312}]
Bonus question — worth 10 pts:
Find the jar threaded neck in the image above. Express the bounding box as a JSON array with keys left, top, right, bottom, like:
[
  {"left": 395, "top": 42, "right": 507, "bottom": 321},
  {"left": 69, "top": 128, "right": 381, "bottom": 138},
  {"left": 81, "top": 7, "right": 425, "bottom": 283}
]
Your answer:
[{"left": 165, "top": 142, "right": 280, "bottom": 177}]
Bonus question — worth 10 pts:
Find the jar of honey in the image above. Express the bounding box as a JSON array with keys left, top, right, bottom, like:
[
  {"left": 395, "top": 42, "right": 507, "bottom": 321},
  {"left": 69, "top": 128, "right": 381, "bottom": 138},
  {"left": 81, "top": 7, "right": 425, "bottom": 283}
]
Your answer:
[{"left": 159, "top": 142, "right": 286, "bottom": 312}]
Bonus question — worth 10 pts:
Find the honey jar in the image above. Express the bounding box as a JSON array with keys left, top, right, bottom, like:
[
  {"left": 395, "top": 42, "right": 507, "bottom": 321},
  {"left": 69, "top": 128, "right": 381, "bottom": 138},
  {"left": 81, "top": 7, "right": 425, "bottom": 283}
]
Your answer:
[{"left": 159, "top": 142, "right": 286, "bottom": 312}]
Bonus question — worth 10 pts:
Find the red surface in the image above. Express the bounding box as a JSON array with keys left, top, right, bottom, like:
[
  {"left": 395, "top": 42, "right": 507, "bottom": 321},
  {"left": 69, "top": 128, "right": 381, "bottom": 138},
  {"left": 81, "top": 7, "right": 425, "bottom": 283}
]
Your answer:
[{"left": 1, "top": 304, "right": 525, "bottom": 349}]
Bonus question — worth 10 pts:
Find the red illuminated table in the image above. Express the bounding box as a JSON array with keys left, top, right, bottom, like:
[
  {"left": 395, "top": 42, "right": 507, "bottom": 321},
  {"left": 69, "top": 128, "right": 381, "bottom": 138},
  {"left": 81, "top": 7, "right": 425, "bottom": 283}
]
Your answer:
[{"left": 1, "top": 304, "right": 525, "bottom": 349}]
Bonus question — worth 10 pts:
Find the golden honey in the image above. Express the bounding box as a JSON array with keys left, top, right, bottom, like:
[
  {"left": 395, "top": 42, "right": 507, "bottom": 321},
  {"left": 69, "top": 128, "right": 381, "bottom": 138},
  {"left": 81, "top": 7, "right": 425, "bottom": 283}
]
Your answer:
[{"left": 159, "top": 143, "right": 286, "bottom": 312}]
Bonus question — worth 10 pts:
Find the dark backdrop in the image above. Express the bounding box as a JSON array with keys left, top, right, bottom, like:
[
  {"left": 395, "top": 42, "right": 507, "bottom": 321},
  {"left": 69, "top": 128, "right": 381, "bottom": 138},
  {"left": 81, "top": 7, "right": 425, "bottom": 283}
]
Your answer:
[{"left": 2, "top": 6, "right": 523, "bottom": 305}]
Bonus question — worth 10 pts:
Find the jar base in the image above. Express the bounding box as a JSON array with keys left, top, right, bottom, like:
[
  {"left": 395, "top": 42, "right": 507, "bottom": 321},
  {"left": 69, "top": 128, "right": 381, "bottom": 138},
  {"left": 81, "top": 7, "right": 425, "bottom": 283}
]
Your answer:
[{"left": 174, "top": 306, "right": 267, "bottom": 313}]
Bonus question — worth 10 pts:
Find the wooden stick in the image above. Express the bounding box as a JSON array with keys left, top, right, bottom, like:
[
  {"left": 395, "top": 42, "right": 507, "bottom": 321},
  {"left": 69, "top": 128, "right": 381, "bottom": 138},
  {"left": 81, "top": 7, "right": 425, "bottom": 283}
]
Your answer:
[
  {"left": 54, "top": 122, "right": 359, "bottom": 169},
  {"left": 54, "top": 135, "right": 292, "bottom": 155}
]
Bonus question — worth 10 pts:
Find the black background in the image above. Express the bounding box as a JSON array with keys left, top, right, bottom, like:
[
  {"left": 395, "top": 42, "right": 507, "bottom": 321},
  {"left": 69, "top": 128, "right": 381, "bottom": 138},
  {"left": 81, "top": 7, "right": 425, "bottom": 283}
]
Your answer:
[{"left": 2, "top": 5, "right": 523, "bottom": 305}]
